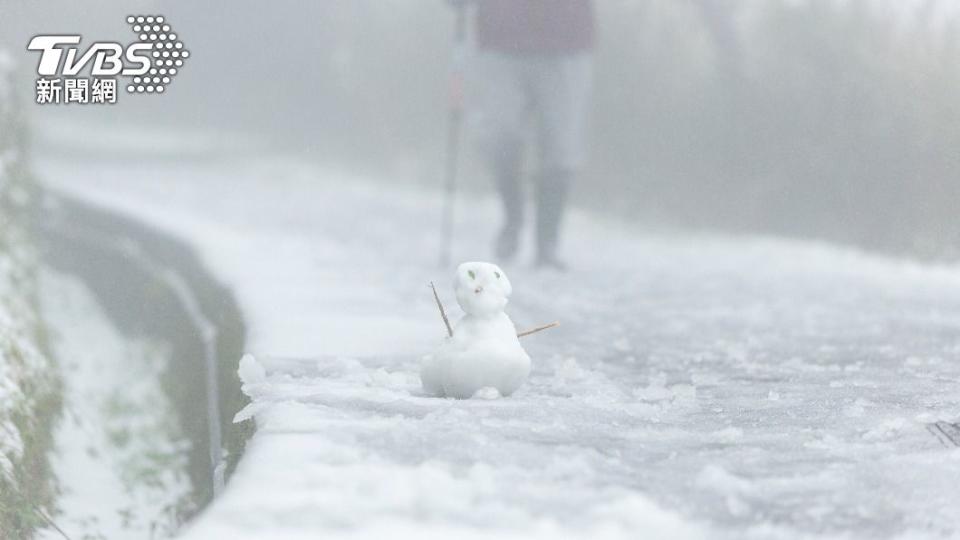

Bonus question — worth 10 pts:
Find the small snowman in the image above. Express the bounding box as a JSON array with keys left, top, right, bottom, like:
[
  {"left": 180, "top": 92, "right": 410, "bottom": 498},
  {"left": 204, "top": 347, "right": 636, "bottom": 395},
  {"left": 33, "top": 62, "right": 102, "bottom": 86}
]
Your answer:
[{"left": 421, "top": 262, "right": 532, "bottom": 399}]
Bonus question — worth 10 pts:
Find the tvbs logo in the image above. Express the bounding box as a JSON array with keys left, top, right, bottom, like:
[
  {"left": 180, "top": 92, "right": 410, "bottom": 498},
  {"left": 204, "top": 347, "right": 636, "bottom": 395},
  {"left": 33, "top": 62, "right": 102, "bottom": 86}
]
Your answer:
[{"left": 27, "top": 15, "right": 189, "bottom": 105}]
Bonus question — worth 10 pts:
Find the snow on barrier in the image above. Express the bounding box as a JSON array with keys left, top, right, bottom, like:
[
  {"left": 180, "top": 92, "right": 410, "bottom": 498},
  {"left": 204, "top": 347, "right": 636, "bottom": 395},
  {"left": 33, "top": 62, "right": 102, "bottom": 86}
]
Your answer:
[{"left": 36, "top": 191, "right": 252, "bottom": 521}]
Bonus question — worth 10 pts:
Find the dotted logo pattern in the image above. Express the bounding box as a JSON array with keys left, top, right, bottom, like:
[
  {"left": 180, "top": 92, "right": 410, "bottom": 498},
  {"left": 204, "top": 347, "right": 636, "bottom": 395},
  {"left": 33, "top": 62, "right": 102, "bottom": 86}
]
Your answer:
[{"left": 125, "top": 15, "right": 189, "bottom": 94}]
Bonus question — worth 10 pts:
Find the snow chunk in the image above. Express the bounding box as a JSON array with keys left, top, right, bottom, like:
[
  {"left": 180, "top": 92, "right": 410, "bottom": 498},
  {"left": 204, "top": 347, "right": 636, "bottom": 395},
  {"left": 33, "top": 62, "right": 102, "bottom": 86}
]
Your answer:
[
  {"left": 696, "top": 465, "right": 756, "bottom": 518},
  {"left": 862, "top": 418, "right": 908, "bottom": 442},
  {"left": 238, "top": 353, "right": 267, "bottom": 385},
  {"left": 696, "top": 465, "right": 755, "bottom": 496},
  {"left": 589, "top": 494, "right": 706, "bottom": 539},
  {"left": 472, "top": 387, "right": 502, "bottom": 400},
  {"left": 634, "top": 374, "right": 697, "bottom": 403},
  {"left": 553, "top": 357, "right": 589, "bottom": 381}
]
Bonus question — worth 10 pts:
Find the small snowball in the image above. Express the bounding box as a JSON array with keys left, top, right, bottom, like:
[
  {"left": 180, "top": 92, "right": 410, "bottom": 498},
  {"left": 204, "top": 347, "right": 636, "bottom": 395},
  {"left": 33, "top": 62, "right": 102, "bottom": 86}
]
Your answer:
[{"left": 472, "top": 387, "right": 502, "bottom": 400}]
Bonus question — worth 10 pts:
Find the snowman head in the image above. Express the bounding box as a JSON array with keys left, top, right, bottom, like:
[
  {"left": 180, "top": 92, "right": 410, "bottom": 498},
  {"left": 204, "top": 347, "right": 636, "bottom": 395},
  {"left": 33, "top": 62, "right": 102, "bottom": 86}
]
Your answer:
[{"left": 454, "top": 261, "right": 512, "bottom": 317}]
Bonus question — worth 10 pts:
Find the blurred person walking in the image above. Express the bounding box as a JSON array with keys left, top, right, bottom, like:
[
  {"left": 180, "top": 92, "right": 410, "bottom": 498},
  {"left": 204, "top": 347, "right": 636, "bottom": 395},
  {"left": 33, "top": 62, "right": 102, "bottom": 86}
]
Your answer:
[{"left": 452, "top": 0, "right": 595, "bottom": 270}]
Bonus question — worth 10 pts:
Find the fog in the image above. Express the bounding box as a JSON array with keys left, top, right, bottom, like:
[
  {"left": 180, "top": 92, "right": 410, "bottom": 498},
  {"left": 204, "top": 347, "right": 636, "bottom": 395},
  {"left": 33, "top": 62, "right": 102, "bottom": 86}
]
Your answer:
[
  {"left": 4, "top": 2, "right": 960, "bottom": 538},
  {"left": 1, "top": 0, "right": 957, "bottom": 258}
]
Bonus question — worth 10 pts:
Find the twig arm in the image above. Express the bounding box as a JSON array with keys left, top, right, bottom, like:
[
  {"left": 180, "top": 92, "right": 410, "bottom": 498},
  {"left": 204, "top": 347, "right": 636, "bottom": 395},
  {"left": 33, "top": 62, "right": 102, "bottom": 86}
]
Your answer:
[
  {"left": 430, "top": 282, "right": 454, "bottom": 337},
  {"left": 517, "top": 321, "right": 560, "bottom": 338}
]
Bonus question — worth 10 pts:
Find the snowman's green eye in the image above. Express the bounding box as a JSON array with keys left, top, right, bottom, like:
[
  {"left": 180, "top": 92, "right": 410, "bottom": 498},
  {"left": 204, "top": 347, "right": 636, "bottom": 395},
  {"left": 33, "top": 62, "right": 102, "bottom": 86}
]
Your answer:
[
  {"left": 468, "top": 270, "right": 476, "bottom": 280},
  {"left": 495, "top": 271, "right": 501, "bottom": 279}
]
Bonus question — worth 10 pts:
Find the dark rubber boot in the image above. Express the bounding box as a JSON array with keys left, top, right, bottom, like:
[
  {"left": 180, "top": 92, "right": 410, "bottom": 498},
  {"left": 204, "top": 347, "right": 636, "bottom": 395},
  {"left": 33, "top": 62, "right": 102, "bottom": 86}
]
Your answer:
[{"left": 535, "top": 169, "right": 573, "bottom": 270}]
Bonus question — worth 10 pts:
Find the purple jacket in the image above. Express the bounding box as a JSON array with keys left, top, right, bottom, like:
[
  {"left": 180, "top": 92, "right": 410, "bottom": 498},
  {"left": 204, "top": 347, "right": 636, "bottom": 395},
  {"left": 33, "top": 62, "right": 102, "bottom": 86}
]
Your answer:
[{"left": 475, "top": 0, "right": 595, "bottom": 54}]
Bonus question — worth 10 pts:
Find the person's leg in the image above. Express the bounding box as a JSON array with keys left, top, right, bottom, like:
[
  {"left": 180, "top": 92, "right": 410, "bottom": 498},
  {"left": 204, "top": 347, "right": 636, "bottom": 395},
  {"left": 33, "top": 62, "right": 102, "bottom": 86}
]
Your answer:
[
  {"left": 467, "top": 52, "right": 530, "bottom": 261},
  {"left": 492, "top": 138, "right": 525, "bottom": 260},
  {"left": 532, "top": 53, "right": 594, "bottom": 268},
  {"left": 534, "top": 168, "right": 574, "bottom": 268}
]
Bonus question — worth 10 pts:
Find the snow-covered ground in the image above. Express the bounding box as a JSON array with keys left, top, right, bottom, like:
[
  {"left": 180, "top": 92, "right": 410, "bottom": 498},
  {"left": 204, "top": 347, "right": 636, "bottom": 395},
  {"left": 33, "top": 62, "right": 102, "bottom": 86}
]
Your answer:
[
  {"left": 38, "top": 269, "right": 193, "bottom": 539},
  {"left": 37, "top": 153, "right": 960, "bottom": 539}
]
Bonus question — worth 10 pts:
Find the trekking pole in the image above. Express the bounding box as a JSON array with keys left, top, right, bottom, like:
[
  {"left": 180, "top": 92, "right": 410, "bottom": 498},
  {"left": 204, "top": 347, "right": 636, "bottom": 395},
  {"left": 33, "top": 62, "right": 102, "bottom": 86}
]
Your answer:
[{"left": 439, "top": 3, "right": 468, "bottom": 268}]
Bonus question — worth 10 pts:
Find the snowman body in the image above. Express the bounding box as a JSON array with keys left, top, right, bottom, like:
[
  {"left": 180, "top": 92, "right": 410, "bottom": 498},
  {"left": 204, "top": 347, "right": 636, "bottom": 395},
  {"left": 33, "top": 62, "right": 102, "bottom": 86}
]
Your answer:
[{"left": 421, "top": 262, "right": 531, "bottom": 399}]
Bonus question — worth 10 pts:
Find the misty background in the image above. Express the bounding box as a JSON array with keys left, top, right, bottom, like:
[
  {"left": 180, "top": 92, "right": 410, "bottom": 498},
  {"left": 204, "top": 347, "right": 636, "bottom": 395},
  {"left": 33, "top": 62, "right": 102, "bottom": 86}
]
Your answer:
[{"left": 2, "top": 0, "right": 958, "bottom": 259}]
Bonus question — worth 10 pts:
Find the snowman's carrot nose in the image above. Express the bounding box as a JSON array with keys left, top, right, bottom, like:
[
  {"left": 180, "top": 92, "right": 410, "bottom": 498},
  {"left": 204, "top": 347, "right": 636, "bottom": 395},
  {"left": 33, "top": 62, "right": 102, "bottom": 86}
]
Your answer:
[{"left": 474, "top": 286, "right": 483, "bottom": 294}]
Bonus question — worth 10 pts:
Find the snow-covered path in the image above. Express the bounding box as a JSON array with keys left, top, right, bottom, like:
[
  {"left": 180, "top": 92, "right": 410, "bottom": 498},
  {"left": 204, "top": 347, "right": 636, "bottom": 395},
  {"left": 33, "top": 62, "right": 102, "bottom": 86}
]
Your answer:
[{"left": 38, "top": 155, "right": 960, "bottom": 539}]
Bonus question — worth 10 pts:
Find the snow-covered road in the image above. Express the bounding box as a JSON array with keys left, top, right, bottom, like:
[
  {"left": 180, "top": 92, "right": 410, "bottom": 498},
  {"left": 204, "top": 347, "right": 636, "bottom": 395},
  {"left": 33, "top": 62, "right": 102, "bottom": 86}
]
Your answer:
[{"left": 39, "top": 154, "right": 960, "bottom": 539}]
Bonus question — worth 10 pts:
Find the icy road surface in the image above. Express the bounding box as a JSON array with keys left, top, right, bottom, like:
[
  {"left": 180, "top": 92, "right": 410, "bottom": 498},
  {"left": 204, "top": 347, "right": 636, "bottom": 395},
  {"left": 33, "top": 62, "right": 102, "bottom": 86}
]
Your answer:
[{"left": 40, "top": 155, "right": 960, "bottom": 539}]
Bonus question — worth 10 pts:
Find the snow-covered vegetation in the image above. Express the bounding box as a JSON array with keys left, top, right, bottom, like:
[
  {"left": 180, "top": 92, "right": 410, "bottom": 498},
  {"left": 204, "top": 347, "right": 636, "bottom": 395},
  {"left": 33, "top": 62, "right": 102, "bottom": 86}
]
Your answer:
[
  {"left": 0, "top": 50, "right": 60, "bottom": 538},
  {"left": 38, "top": 270, "right": 194, "bottom": 539}
]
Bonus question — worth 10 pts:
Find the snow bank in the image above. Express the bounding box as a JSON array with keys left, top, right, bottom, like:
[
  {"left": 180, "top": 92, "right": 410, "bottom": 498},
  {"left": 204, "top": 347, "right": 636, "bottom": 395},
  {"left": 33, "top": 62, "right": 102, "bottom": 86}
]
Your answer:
[{"left": 187, "top": 353, "right": 709, "bottom": 540}]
